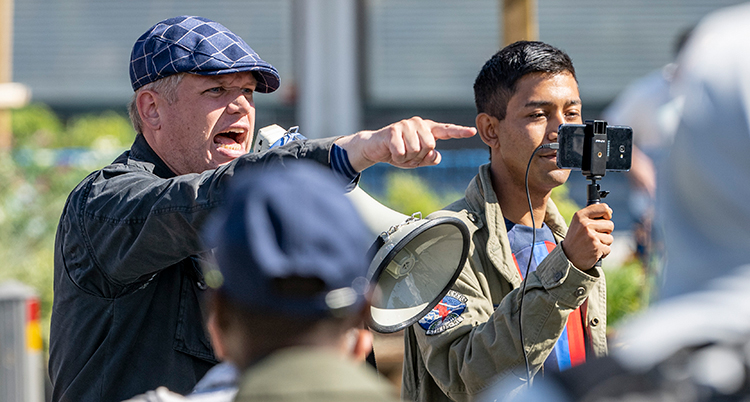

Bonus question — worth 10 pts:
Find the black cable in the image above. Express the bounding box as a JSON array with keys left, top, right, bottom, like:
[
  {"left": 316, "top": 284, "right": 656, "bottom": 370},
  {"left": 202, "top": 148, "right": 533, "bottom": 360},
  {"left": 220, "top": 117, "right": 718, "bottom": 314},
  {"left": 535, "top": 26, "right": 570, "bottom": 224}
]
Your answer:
[{"left": 519, "top": 142, "right": 558, "bottom": 386}]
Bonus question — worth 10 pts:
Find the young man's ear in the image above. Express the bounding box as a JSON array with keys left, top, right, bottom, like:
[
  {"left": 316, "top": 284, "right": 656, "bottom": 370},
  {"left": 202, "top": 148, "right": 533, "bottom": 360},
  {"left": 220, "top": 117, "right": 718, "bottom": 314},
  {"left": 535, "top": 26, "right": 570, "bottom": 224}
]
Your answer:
[
  {"left": 136, "top": 90, "right": 162, "bottom": 132},
  {"left": 476, "top": 112, "right": 500, "bottom": 148}
]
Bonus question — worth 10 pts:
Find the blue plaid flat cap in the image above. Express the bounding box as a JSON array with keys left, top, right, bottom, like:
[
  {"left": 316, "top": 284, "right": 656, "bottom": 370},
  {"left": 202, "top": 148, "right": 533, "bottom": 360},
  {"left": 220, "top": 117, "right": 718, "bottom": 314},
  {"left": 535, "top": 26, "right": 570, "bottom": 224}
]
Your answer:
[{"left": 129, "top": 16, "right": 280, "bottom": 93}]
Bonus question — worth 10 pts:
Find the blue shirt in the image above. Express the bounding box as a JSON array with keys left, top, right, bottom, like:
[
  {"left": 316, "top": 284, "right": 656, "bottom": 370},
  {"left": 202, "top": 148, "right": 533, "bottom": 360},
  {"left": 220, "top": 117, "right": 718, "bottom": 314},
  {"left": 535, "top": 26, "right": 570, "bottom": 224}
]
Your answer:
[{"left": 506, "top": 219, "right": 587, "bottom": 372}]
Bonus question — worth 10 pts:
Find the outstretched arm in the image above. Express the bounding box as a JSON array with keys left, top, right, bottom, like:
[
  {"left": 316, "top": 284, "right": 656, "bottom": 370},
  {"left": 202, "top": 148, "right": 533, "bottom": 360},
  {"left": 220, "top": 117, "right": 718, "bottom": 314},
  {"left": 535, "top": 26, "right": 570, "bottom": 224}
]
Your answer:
[{"left": 334, "top": 116, "right": 476, "bottom": 172}]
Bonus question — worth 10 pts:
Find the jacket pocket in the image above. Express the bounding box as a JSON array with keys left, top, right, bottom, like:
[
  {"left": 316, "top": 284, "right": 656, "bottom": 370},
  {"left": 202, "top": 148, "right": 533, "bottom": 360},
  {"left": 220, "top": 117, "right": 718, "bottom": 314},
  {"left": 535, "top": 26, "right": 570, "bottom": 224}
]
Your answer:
[{"left": 173, "top": 257, "right": 218, "bottom": 364}]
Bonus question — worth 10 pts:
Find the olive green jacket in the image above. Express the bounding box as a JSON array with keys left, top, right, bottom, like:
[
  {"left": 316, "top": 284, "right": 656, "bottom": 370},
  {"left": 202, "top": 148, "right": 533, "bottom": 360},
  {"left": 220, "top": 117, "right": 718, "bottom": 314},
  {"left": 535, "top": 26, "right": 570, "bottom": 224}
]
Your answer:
[
  {"left": 235, "top": 347, "right": 401, "bottom": 402},
  {"left": 401, "top": 164, "right": 608, "bottom": 402}
]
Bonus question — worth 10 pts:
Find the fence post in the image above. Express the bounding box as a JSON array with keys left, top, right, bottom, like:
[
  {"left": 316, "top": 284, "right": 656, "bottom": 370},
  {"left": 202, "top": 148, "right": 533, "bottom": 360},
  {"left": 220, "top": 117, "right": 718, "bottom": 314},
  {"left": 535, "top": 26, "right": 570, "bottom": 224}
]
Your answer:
[{"left": 0, "top": 280, "right": 44, "bottom": 402}]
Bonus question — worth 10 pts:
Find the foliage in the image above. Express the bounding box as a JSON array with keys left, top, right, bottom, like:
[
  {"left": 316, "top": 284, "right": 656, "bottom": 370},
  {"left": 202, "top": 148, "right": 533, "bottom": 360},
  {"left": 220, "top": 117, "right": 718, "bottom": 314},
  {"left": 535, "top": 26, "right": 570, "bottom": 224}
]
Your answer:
[
  {"left": 66, "top": 111, "right": 135, "bottom": 150},
  {"left": 12, "top": 103, "right": 134, "bottom": 149},
  {"left": 0, "top": 154, "right": 92, "bottom": 345},
  {"left": 550, "top": 183, "right": 580, "bottom": 225},
  {"left": 377, "top": 171, "right": 462, "bottom": 216},
  {"left": 605, "top": 257, "right": 650, "bottom": 329},
  {"left": 10, "top": 103, "right": 64, "bottom": 148},
  {"left": 1, "top": 106, "right": 134, "bottom": 348}
]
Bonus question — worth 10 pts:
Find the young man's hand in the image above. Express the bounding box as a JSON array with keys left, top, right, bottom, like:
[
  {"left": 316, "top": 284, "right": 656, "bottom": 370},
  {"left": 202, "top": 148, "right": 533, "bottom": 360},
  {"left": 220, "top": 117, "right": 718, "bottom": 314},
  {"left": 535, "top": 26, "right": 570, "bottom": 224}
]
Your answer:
[
  {"left": 560, "top": 203, "right": 615, "bottom": 271},
  {"left": 335, "top": 117, "right": 477, "bottom": 172}
]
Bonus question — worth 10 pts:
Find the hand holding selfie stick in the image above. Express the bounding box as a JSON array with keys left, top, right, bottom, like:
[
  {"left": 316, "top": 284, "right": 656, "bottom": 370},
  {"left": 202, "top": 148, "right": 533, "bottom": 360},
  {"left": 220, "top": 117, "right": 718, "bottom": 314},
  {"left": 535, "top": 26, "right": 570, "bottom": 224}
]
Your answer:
[{"left": 557, "top": 120, "right": 633, "bottom": 269}]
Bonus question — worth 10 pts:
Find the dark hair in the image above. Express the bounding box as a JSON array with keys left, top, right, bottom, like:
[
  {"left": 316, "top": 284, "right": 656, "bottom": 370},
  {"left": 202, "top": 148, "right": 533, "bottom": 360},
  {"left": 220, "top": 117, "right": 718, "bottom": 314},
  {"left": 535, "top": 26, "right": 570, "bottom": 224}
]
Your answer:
[
  {"left": 209, "top": 288, "right": 362, "bottom": 368},
  {"left": 474, "top": 41, "right": 577, "bottom": 120}
]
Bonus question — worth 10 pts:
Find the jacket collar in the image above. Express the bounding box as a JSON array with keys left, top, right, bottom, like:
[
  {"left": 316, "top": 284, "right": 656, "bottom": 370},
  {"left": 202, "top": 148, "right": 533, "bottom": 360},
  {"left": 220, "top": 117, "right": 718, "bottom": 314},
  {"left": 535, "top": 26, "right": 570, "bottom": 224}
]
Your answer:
[
  {"left": 464, "top": 163, "right": 569, "bottom": 286},
  {"left": 126, "top": 134, "right": 178, "bottom": 179}
]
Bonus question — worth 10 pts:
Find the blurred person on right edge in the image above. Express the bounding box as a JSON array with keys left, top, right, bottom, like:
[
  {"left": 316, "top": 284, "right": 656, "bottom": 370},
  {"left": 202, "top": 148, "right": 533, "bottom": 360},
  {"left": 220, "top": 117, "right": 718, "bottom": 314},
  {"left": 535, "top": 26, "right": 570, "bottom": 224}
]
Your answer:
[
  {"left": 601, "top": 26, "right": 692, "bottom": 273},
  {"left": 489, "top": 3, "right": 750, "bottom": 401},
  {"left": 401, "top": 41, "right": 614, "bottom": 402}
]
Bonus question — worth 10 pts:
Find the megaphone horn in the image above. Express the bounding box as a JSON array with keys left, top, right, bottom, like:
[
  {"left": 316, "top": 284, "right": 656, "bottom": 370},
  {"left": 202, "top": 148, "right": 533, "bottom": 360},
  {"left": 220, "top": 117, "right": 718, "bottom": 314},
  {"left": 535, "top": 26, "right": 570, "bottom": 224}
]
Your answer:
[
  {"left": 345, "top": 186, "right": 470, "bottom": 334},
  {"left": 344, "top": 186, "right": 412, "bottom": 240}
]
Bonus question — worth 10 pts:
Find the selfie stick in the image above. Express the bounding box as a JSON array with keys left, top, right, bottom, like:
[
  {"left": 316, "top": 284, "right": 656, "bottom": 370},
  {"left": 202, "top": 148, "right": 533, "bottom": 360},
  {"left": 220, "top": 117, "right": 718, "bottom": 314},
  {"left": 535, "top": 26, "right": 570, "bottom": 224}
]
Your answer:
[{"left": 582, "top": 120, "right": 610, "bottom": 267}]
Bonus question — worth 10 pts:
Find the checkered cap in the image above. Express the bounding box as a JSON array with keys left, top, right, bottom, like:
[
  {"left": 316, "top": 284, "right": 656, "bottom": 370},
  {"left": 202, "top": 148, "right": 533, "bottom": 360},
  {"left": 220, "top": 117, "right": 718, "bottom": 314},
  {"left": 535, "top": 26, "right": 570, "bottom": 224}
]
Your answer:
[{"left": 129, "top": 16, "right": 280, "bottom": 92}]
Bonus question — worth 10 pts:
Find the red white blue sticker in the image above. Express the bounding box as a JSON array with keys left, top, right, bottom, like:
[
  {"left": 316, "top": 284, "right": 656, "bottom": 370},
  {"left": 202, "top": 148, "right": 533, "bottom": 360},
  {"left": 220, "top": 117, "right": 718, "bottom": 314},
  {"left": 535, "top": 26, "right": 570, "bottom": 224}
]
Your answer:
[{"left": 418, "top": 290, "right": 468, "bottom": 335}]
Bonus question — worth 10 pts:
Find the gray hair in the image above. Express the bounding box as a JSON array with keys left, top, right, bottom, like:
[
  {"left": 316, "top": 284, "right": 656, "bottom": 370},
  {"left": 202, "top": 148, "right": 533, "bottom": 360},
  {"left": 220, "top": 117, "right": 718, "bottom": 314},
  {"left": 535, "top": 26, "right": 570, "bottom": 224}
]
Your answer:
[{"left": 128, "top": 73, "right": 186, "bottom": 133}]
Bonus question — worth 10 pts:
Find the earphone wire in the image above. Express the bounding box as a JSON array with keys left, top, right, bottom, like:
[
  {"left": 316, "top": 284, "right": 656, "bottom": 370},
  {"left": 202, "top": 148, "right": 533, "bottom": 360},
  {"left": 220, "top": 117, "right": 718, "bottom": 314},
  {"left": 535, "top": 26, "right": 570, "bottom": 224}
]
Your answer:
[{"left": 519, "top": 142, "right": 558, "bottom": 387}]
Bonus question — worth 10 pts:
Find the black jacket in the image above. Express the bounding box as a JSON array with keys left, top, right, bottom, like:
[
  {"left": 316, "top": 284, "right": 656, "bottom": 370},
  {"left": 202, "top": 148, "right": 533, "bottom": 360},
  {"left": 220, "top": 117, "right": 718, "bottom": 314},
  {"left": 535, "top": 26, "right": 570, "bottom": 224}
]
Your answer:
[{"left": 49, "top": 134, "right": 337, "bottom": 402}]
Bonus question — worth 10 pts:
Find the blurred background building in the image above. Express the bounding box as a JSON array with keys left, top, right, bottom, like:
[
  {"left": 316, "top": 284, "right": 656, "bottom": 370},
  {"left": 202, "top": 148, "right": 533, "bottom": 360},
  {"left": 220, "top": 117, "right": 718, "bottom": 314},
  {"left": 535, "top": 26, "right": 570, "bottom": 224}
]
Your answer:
[
  {"left": 9, "top": 0, "right": 747, "bottom": 250},
  {"left": 14, "top": 0, "right": 743, "bottom": 132}
]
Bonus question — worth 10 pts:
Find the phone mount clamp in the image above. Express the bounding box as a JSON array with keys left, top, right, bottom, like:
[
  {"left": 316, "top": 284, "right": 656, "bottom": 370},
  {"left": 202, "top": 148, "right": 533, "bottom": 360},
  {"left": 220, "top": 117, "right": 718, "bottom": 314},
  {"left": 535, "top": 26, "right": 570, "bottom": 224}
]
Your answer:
[
  {"left": 581, "top": 120, "right": 610, "bottom": 206},
  {"left": 581, "top": 120, "right": 610, "bottom": 267}
]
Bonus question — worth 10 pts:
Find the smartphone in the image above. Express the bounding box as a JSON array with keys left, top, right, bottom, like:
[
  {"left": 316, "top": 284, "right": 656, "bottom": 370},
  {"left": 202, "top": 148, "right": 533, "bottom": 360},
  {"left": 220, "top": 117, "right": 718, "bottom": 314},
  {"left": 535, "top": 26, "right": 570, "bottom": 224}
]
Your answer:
[{"left": 556, "top": 124, "right": 632, "bottom": 171}]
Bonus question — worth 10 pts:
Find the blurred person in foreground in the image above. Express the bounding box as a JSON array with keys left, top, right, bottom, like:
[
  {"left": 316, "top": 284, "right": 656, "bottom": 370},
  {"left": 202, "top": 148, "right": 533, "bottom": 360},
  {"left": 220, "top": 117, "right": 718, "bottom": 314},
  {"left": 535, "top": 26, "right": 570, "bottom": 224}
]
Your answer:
[
  {"left": 48, "top": 15, "right": 475, "bottom": 402},
  {"left": 491, "top": 3, "right": 750, "bottom": 401},
  {"left": 401, "top": 41, "right": 613, "bottom": 402},
  {"left": 126, "top": 161, "right": 400, "bottom": 402}
]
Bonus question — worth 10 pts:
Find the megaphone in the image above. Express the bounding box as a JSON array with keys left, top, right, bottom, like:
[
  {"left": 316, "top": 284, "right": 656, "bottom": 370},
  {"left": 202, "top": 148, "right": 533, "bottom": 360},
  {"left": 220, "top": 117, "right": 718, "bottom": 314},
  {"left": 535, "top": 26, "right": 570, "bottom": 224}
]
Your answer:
[
  {"left": 254, "top": 125, "right": 471, "bottom": 333},
  {"left": 345, "top": 186, "right": 470, "bottom": 333}
]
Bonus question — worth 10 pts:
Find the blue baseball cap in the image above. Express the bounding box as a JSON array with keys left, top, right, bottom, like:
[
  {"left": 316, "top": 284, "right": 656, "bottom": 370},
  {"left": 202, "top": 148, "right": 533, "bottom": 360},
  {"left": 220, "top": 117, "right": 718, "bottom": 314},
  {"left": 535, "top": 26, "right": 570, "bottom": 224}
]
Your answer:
[
  {"left": 129, "top": 16, "right": 280, "bottom": 93},
  {"left": 204, "top": 161, "right": 372, "bottom": 318}
]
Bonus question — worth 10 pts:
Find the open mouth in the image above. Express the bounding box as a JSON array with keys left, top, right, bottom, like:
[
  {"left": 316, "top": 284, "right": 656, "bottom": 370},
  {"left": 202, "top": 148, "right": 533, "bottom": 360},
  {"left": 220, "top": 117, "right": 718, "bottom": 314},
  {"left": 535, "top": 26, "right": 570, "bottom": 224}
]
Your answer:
[{"left": 213, "top": 129, "right": 246, "bottom": 152}]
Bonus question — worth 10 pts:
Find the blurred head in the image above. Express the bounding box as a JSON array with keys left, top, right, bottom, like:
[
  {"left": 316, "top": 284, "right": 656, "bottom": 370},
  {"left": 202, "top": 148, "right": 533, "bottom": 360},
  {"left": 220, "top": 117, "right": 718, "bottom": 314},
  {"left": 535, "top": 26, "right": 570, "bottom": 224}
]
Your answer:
[
  {"left": 207, "top": 291, "right": 373, "bottom": 369},
  {"left": 127, "top": 16, "right": 280, "bottom": 175},
  {"left": 202, "top": 161, "right": 373, "bottom": 367},
  {"left": 474, "top": 41, "right": 577, "bottom": 121}
]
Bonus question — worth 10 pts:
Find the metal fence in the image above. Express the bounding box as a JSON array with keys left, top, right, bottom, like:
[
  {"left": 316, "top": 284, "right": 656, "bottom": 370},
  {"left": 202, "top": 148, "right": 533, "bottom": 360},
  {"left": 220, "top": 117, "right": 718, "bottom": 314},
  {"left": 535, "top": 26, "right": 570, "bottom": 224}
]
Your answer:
[{"left": 0, "top": 280, "right": 44, "bottom": 402}]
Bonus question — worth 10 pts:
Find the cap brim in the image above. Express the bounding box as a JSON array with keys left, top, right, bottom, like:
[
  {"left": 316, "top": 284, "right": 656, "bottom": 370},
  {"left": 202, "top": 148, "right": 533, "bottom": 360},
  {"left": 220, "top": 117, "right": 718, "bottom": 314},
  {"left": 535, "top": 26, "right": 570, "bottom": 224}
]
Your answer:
[{"left": 196, "top": 65, "right": 280, "bottom": 93}]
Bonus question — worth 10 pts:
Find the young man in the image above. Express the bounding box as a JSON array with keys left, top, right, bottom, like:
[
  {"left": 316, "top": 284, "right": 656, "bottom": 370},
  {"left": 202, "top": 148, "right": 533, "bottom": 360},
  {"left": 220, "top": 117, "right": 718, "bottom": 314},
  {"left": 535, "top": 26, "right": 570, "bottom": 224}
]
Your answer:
[
  {"left": 401, "top": 41, "right": 613, "bottom": 401},
  {"left": 48, "top": 15, "right": 475, "bottom": 402},
  {"left": 507, "top": 7, "right": 750, "bottom": 399}
]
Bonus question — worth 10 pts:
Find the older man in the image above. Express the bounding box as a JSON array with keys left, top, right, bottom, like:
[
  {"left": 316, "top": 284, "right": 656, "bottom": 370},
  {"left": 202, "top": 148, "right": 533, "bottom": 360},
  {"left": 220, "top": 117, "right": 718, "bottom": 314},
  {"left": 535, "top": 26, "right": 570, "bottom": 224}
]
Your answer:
[{"left": 48, "top": 15, "right": 474, "bottom": 402}]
